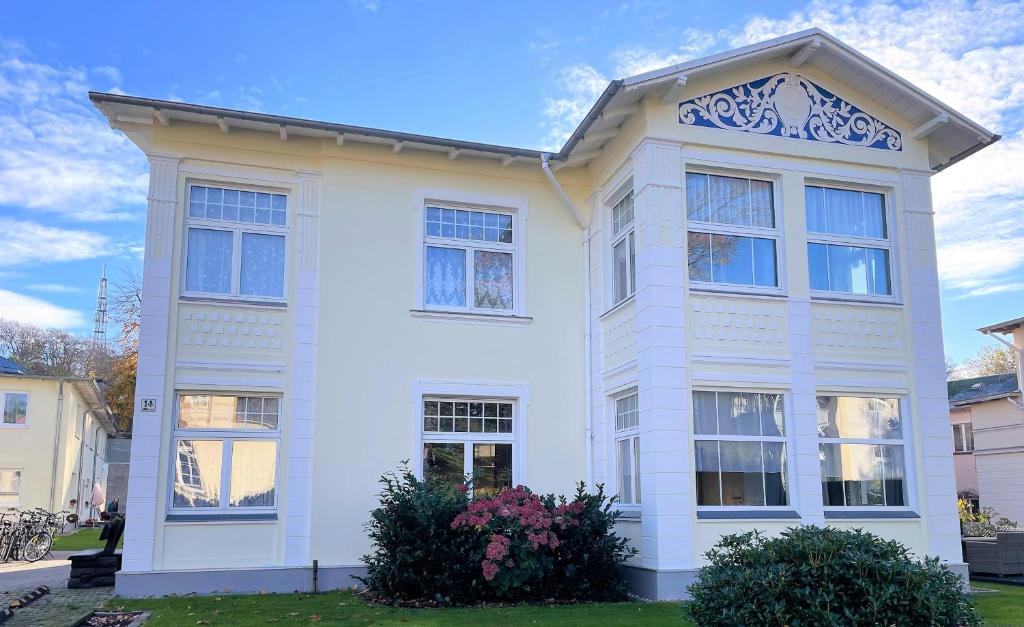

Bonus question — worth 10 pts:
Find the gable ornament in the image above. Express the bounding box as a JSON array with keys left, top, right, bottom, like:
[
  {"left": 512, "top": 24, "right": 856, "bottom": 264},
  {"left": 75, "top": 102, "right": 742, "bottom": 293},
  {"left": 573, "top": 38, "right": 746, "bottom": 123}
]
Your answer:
[{"left": 678, "top": 73, "right": 902, "bottom": 151}]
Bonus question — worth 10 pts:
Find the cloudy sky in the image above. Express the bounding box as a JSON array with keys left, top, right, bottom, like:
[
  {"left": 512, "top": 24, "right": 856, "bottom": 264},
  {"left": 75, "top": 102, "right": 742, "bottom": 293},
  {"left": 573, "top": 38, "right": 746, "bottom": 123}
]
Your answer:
[{"left": 0, "top": 0, "right": 1021, "bottom": 361}]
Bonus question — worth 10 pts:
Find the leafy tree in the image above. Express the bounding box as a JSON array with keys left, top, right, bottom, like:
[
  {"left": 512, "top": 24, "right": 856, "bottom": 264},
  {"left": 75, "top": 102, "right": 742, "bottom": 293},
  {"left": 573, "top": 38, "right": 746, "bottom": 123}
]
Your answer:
[{"left": 959, "top": 345, "right": 1018, "bottom": 377}]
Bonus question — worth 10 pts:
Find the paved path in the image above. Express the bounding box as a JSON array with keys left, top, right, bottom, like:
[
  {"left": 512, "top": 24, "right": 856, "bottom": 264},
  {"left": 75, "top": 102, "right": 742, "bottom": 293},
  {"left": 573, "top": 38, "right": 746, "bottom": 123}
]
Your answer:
[{"left": 1, "top": 554, "right": 112, "bottom": 625}]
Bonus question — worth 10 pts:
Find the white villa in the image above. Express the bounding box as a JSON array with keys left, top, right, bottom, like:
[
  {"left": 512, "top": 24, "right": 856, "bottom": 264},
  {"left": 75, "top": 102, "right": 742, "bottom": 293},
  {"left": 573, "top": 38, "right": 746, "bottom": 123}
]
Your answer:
[{"left": 91, "top": 29, "right": 998, "bottom": 599}]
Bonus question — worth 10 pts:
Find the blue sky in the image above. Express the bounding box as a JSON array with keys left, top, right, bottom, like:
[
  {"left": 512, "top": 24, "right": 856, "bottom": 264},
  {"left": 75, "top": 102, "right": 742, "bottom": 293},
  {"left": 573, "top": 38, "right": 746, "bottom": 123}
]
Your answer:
[{"left": 0, "top": 0, "right": 1021, "bottom": 363}]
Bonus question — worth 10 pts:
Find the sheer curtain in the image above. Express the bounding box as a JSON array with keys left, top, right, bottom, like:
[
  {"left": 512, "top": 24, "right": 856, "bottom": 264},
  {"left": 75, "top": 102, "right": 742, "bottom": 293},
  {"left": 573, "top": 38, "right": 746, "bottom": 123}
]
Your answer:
[
  {"left": 426, "top": 246, "right": 466, "bottom": 306},
  {"left": 185, "top": 229, "right": 232, "bottom": 294},
  {"left": 240, "top": 233, "right": 286, "bottom": 297}
]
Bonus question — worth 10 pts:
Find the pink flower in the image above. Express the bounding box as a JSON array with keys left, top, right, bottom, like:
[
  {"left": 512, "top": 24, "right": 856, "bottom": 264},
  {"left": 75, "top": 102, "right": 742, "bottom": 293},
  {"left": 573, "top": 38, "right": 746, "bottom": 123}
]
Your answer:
[{"left": 482, "top": 560, "right": 499, "bottom": 581}]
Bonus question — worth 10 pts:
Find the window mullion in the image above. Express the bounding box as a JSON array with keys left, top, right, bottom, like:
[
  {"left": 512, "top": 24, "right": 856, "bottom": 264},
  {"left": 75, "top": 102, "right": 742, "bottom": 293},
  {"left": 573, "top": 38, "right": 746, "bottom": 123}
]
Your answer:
[{"left": 220, "top": 437, "right": 232, "bottom": 513}]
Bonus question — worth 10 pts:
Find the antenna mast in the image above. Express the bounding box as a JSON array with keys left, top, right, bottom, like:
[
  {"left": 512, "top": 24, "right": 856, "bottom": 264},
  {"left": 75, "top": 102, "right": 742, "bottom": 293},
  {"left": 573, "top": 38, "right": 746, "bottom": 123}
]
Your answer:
[{"left": 92, "top": 264, "right": 108, "bottom": 350}]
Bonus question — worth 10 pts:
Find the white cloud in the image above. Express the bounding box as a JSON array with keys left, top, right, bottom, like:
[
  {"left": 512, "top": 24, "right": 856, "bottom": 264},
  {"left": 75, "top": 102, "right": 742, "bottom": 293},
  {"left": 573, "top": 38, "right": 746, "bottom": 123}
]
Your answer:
[
  {"left": 0, "top": 289, "right": 86, "bottom": 328},
  {"left": 541, "top": 64, "right": 611, "bottom": 150},
  {"left": 0, "top": 40, "right": 148, "bottom": 222},
  {"left": 0, "top": 219, "right": 109, "bottom": 266},
  {"left": 27, "top": 284, "right": 82, "bottom": 294},
  {"left": 350, "top": 0, "right": 379, "bottom": 12}
]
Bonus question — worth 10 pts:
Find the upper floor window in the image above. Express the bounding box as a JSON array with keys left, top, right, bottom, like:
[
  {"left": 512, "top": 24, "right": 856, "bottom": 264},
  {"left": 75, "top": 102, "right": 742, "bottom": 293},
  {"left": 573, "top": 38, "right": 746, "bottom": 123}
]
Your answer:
[
  {"left": 170, "top": 394, "right": 280, "bottom": 514},
  {"left": 614, "top": 392, "right": 640, "bottom": 506},
  {"left": 184, "top": 185, "right": 288, "bottom": 301},
  {"left": 2, "top": 392, "right": 27, "bottom": 426},
  {"left": 817, "top": 396, "right": 908, "bottom": 508},
  {"left": 693, "top": 391, "right": 788, "bottom": 507},
  {"left": 610, "top": 191, "right": 636, "bottom": 305},
  {"left": 0, "top": 469, "right": 21, "bottom": 508},
  {"left": 421, "top": 397, "right": 514, "bottom": 497},
  {"left": 805, "top": 186, "right": 892, "bottom": 297},
  {"left": 424, "top": 205, "right": 516, "bottom": 313},
  {"left": 952, "top": 423, "right": 974, "bottom": 453},
  {"left": 686, "top": 172, "right": 779, "bottom": 290}
]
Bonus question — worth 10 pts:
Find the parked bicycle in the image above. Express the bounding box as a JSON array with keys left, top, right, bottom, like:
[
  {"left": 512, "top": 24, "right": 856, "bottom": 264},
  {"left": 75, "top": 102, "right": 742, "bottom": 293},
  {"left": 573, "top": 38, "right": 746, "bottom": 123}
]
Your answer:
[{"left": 0, "top": 508, "right": 73, "bottom": 563}]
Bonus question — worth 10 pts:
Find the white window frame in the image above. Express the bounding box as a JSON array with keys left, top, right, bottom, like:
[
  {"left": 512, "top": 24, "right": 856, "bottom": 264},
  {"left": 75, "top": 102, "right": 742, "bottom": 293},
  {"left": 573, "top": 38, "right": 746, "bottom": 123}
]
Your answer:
[
  {"left": 952, "top": 422, "right": 974, "bottom": 453},
  {"left": 414, "top": 189, "right": 528, "bottom": 320},
  {"left": 181, "top": 181, "right": 290, "bottom": 304},
  {"left": 608, "top": 185, "right": 636, "bottom": 306},
  {"left": 167, "top": 392, "right": 282, "bottom": 517},
  {"left": 685, "top": 169, "right": 785, "bottom": 296},
  {"left": 0, "top": 469, "right": 21, "bottom": 508},
  {"left": 612, "top": 389, "right": 640, "bottom": 509},
  {"left": 411, "top": 380, "right": 528, "bottom": 494},
  {"left": 817, "top": 394, "right": 915, "bottom": 512},
  {"left": 805, "top": 181, "right": 898, "bottom": 303},
  {"left": 691, "top": 388, "right": 795, "bottom": 512},
  {"left": 1, "top": 391, "right": 29, "bottom": 428}
]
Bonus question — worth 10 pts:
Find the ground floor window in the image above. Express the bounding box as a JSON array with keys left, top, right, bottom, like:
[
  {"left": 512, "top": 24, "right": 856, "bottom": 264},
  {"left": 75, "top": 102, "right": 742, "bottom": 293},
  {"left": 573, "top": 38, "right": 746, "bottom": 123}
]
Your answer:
[
  {"left": 613, "top": 392, "right": 640, "bottom": 505},
  {"left": 170, "top": 394, "right": 280, "bottom": 513},
  {"left": 693, "top": 391, "right": 788, "bottom": 507},
  {"left": 421, "top": 398, "right": 514, "bottom": 496},
  {"left": 0, "top": 469, "right": 21, "bottom": 508},
  {"left": 817, "top": 395, "right": 908, "bottom": 508}
]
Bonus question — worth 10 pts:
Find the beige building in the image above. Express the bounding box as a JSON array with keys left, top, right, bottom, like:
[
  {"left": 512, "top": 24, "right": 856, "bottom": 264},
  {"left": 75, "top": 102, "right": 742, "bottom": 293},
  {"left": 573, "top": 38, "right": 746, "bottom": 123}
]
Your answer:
[
  {"left": 949, "top": 317, "right": 1024, "bottom": 524},
  {"left": 0, "top": 357, "right": 117, "bottom": 520},
  {"left": 92, "top": 28, "right": 997, "bottom": 599}
]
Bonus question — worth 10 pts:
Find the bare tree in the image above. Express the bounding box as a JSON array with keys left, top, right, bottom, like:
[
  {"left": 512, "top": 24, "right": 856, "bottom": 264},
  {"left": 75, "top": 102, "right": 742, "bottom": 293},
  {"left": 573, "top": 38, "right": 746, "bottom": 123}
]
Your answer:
[{"left": 958, "top": 345, "right": 1019, "bottom": 378}]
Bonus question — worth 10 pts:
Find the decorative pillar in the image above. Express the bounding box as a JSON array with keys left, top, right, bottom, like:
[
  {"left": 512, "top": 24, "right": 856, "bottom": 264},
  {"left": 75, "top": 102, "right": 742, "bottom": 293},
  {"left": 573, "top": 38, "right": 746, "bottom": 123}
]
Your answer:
[
  {"left": 284, "top": 170, "right": 322, "bottom": 566},
  {"left": 900, "top": 168, "right": 962, "bottom": 565},
  {"left": 632, "top": 139, "right": 693, "bottom": 578},
  {"left": 121, "top": 154, "right": 179, "bottom": 573}
]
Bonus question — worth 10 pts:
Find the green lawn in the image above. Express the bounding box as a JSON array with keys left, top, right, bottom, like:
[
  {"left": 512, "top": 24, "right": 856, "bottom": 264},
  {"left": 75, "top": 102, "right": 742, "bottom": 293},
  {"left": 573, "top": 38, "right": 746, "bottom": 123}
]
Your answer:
[
  {"left": 104, "top": 583, "right": 1024, "bottom": 626},
  {"left": 50, "top": 527, "right": 123, "bottom": 552}
]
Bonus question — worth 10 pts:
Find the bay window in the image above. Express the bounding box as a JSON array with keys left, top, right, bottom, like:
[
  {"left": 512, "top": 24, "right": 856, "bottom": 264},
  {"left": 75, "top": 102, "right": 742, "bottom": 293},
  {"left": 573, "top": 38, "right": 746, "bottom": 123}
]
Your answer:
[
  {"left": 610, "top": 190, "right": 635, "bottom": 305},
  {"left": 686, "top": 172, "right": 780, "bottom": 290},
  {"left": 422, "top": 398, "right": 514, "bottom": 496},
  {"left": 2, "top": 392, "right": 27, "bottom": 425},
  {"left": 805, "top": 185, "right": 892, "bottom": 297},
  {"left": 613, "top": 392, "right": 640, "bottom": 506},
  {"left": 817, "top": 396, "right": 909, "bottom": 508},
  {"left": 171, "top": 394, "right": 280, "bottom": 514},
  {"left": 693, "top": 391, "right": 788, "bottom": 507},
  {"left": 184, "top": 185, "right": 288, "bottom": 300},
  {"left": 424, "top": 205, "right": 516, "bottom": 313}
]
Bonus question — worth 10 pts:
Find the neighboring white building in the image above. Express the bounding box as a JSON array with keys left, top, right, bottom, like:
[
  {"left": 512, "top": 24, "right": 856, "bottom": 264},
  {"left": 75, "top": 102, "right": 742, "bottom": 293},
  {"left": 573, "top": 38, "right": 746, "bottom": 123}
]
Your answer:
[
  {"left": 91, "top": 29, "right": 999, "bottom": 599},
  {"left": 0, "top": 357, "right": 117, "bottom": 521}
]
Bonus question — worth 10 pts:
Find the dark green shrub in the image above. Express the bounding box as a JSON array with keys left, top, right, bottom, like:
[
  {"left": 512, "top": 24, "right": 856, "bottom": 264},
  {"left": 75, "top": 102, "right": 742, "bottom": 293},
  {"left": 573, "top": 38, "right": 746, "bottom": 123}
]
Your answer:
[{"left": 684, "top": 526, "right": 980, "bottom": 627}]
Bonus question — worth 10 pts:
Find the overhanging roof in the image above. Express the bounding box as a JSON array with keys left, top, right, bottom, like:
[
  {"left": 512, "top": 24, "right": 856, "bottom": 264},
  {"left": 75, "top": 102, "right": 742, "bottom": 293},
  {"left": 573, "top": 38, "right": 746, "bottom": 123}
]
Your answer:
[
  {"left": 979, "top": 316, "right": 1024, "bottom": 335},
  {"left": 89, "top": 28, "right": 998, "bottom": 171}
]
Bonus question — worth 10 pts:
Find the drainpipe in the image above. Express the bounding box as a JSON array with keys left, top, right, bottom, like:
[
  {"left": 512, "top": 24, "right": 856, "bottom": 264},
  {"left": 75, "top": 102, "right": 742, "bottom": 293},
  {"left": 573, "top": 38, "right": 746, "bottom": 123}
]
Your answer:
[
  {"left": 48, "top": 379, "right": 65, "bottom": 512},
  {"left": 91, "top": 425, "right": 102, "bottom": 518},
  {"left": 540, "top": 154, "right": 594, "bottom": 487},
  {"left": 76, "top": 410, "right": 89, "bottom": 522},
  {"left": 979, "top": 329, "right": 1024, "bottom": 411}
]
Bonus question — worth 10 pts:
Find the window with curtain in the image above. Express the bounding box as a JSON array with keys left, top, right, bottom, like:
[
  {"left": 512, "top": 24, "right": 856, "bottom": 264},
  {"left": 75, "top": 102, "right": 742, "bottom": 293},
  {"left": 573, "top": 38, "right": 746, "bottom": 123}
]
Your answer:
[
  {"left": 686, "top": 172, "right": 780, "bottom": 289},
  {"left": 171, "top": 394, "right": 280, "bottom": 513},
  {"left": 805, "top": 186, "right": 892, "bottom": 296},
  {"left": 693, "top": 391, "right": 788, "bottom": 507},
  {"left": 614, "top": 392, "right": 640, "bottom": 506},
  {"left": 2, "top": 392, "right": 28, "bottom": 425},
  {"left": 0, "top": 469, "right": 21, "bottom": 508},
  {"left": 184, "top": 184, "right": 287, "bottom": 300},
  {"left": 817, "top": 396, "right": 908, "bottom": 508},
  {"left": 421, "top": 397, "right": 515, "bottom": 497},
  {"left": 424, "top": 206, "right": 515, "bottom": 313},
  {"left": 610, "top": 190, "right": 636, "bottom": 305}
]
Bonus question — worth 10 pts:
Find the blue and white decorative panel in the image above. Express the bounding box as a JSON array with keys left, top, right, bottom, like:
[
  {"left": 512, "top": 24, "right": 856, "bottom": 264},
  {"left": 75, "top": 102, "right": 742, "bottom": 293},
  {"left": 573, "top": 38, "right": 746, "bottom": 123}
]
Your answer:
[{"left": 678, "top": 73, "right": 902, "bottom": 151}]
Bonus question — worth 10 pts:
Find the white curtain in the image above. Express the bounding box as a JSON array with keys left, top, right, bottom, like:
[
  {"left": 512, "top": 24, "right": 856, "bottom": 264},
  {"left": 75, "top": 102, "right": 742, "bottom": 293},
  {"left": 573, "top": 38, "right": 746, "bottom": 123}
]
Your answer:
[
  {"left": 240, "top": 233, "right": 286, "bottom": 297},
  {"left": 185, "top": 229, "right": 232, "bottom": 294}
]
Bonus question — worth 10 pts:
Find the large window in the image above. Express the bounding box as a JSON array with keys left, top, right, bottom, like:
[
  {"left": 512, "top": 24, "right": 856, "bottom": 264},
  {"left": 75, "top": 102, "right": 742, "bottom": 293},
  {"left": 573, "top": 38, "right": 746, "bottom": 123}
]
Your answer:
[
  {"left": 421, "top": 398, "right": 514, "bottom": 496},
  {"left": 952, "top": 423, "right": 974, "bottom": 453},
  {"left": 184, "top": 185, "right": 288, "bottom": 300},
  {"left": 614, "top": 392, "right": 640, "bottom": 506},
  {"left": 805, "top": 186, "right": 892, "bottom": 297},
  {"left": 693, "top": 391, "right": 788, "bottom": 507},
  {"left": 171, "top": 394, "right": 280, "bottom": 513},
  {"left": 424, "top": 205, "right": 516, "bottom": 313},
  {"left": 2, "top": 392, "right": 27, "bottom": 425},
  {"left": 818, "top": 396, "right": 908, "bottom": 508},
  {"left": 686, "top": 172, "right": 780, "bottom": 290},
  {"left": 610, "top": 190, "right": 636, "bottom": 305},
  {"left": 0, "top": 469, "right": 21, "bottom": 508}
]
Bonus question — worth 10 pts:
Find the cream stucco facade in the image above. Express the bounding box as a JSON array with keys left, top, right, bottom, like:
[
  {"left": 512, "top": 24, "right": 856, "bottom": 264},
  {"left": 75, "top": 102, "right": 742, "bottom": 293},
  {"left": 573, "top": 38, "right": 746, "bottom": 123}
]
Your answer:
[
  {"left": 0, "top": 373, "right": 115, "bottom": 520},
  {"left": 93, "top": 29, "right": 998, "bottom": 599}
]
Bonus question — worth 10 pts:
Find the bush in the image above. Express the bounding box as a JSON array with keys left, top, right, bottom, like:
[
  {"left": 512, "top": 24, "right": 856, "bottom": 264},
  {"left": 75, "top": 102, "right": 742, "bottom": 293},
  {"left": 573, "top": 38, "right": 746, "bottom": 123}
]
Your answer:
[
  {"left": 359, "top": 468, "right": 635, "bottom": 605},
  {"left": 959, "top": 498, "right": 1018, "bottom": 537},
  {"left": 684, "top": 526, "right": 979, "bottom": 627}
]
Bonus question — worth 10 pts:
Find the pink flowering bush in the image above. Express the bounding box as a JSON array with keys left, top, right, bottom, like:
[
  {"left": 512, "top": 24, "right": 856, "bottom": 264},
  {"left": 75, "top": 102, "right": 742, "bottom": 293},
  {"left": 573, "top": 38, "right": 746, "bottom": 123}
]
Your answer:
[{"left": 362, "top": 467, "right": 634, "bottom": 605}]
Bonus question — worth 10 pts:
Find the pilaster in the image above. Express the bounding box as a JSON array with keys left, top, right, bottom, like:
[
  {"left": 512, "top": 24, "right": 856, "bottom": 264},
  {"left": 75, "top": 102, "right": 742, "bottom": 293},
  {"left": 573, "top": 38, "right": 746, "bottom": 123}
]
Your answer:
[
  {"left": 632, "top": 139, "right": 693, "bottom": 570},
  {"left": 900, "top": 168, "right": 961, "bottom": 563},
  {"left": 122, "top": 154, "right": 179, "bottom": 573},
  {"left": 284, "top": 170, "right": 322, "bottom": 566}
]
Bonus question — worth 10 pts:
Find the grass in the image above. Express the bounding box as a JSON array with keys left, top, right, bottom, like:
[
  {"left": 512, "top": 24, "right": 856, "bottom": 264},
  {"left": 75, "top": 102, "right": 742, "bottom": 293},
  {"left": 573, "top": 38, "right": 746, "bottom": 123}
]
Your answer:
[
  {"left": 50, "top": 527, "right": 123, "bottom": 552},
  {"left": 104, "top": 583, "right": 1024, "bottom": 626}
]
